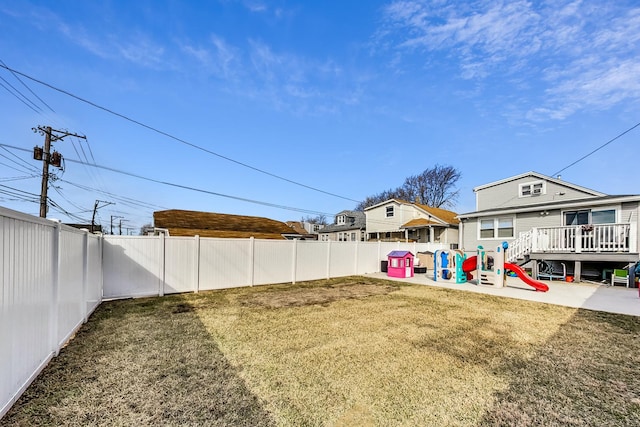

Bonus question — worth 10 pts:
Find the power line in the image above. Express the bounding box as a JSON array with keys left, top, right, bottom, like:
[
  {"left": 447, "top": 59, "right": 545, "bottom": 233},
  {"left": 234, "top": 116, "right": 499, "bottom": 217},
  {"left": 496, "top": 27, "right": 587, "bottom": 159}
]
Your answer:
[
  {"left": 0, "top": 79, "right": 40, "bottom": 113},
  {"left": 551, "top": 121, "right": 640, "bottom": 177},
  {"left": 1, "top": 143, "right": 335, "bottom": 217},
  {"left": 0, "top": 62, "right": 360, "bottom": 204},
  {"left": 0, "top": 59, "right": 55, "bottom": 113}
]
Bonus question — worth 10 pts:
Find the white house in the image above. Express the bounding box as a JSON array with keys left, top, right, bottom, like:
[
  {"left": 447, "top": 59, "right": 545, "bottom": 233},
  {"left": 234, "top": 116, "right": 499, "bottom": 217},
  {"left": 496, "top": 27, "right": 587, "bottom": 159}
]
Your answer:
[{"left": 364, "top": 199, "right": 459, "bottom": 246}]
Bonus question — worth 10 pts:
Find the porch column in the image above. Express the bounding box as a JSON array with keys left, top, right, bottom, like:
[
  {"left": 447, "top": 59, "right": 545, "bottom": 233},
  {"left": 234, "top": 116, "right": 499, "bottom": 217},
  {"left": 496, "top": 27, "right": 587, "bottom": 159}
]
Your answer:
[
  {"left": 405, "top": 229, "right": 408, "bottom": 242},
  {"left": 574, "top": 261, "right": 582, "bottom": 283},
  {"left": 458, "top": 221, "right": 464, "bottom": 250},
  {"left": 429, "top": 226, "right": 435, "bottom": 243}
]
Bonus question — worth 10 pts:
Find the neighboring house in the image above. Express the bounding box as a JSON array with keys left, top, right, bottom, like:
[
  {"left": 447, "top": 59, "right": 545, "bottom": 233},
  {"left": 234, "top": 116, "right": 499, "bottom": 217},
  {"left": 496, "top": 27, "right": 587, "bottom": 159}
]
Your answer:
[
  {"left": 364, "top": 199, "right": 459, "bottom": 246},
  {"left": 457, "top": 172, "right": 640, "bottom": 282},
  {"left": 153, "top": 209, "right": 301, "bottom": 240},
  {"left": 317, "top": 210, "right": 366, "bottom": 242},
  {"left": 285, "top": 221, "right": 319, "bottom": 240}
]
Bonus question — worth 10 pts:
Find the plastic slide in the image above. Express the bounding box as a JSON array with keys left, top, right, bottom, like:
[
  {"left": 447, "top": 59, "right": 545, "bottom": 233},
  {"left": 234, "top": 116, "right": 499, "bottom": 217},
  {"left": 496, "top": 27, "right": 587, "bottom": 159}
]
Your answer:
[
  {"left": 504, "top": 263, "right": 549, "bottom": 292},
  {"left": 462, "top": 256, "right": 477, "bottom": 273},
  {"left": 461, "top": 255, "right": 477, "bottom": 280}
]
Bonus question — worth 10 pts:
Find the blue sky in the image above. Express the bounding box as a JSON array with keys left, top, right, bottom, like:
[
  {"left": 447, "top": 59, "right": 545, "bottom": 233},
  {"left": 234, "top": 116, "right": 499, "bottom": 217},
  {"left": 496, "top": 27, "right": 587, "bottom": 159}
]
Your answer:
[{"left": 1, "top": 0, "right": 639, "bottom": 232}]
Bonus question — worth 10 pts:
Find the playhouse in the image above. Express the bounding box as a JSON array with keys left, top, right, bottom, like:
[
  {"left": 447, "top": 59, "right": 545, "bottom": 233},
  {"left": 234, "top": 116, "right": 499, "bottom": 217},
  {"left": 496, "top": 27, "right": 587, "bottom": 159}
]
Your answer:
[{"left": 387, "top": 250, "right": 414, "bottom": 278}]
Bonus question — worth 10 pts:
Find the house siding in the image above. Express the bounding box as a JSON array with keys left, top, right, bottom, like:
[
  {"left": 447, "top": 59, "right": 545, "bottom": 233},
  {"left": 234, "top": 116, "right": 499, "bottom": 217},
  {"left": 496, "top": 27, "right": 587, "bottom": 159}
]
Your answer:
[
  {"left": 476, "top": 176, "right": 598, "bottom": 211},
  {"left": 366, "top": 201, "right": 419, "bottom": 234}
]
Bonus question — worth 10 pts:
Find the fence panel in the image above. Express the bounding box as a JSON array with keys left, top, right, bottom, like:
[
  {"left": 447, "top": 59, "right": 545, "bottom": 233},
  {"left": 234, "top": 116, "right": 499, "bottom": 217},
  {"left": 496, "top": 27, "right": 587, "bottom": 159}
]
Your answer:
[
  {"left": 328, "top": 242, "right": 358, "bottom": 277},
  {"left": 164, "top": 237, "right": 197, "bottom": 294},
  {"left": 0, "top": 211, "right": 56, "bottom": 419},
  {"left": 86, "top": 234, "right": 102, "bottom": 314},
  {"left": 254, "top": 239, "right": 294, "bottom": 285},
  {"left": 295, "top": 241, "right": 329, "bottom": 281},
  {"left": 57, "top": 228, "right": 87, "bottom": 347},
  {"left": 356, "top": 243, "right": 380, "bottom": 274},
  {"left": 103, "top": 236, "right": 160, "bottom": 298},
  {"left": 198, "top": 238, "right": 252, "bottom": 290}
]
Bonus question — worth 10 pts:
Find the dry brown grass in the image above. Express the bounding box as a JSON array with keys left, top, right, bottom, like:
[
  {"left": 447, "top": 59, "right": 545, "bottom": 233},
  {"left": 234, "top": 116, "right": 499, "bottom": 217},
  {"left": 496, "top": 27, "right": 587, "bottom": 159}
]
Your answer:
[{"left": 2, "top": 276, "right": 639, "bottom": 426}]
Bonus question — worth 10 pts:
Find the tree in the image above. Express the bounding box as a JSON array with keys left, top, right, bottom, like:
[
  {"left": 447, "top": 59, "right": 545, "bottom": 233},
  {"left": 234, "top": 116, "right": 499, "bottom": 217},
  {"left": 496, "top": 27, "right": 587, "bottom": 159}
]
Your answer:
[
  {"left": 355, "top": 164, "right": 461, "bottom": 211},
  {"left": 301, "top": 214, "right": 328, "bottom": 226}
]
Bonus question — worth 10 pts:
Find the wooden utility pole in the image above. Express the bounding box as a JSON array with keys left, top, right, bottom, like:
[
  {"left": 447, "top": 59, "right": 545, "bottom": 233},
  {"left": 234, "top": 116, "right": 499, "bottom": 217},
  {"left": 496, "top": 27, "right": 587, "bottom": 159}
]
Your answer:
[
  {"left": 33, "top": 126, "right": 86, "bottom": 218},
  {"left": 91, "top": 200, "right": 114, "bottom": 233},
  {"left": 38, "top": 126, "right": 52, "bottom": 218}
]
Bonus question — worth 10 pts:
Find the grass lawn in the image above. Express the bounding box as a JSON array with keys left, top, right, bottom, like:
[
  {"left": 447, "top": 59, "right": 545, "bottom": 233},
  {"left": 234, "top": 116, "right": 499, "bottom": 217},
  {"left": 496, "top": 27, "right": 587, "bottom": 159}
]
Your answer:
[{"left": 2, "top": 276, "right": 640, "bottom": 426}]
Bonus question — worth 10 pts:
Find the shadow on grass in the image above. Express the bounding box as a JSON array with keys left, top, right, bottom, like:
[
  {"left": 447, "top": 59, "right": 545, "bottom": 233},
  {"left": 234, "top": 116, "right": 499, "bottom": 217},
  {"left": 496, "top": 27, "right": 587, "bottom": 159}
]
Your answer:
[
  {"left": 1, "top": 294, "right": 274, "bottom": 426},
  {"left": 479, "top": 309, "right": 640, "bottom": 426}
]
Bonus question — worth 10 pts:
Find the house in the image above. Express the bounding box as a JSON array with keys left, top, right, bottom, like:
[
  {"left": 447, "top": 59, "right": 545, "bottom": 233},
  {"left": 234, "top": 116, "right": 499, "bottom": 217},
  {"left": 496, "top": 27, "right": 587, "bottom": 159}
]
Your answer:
[
  {"left": 457, "top": 172, "right": 640, "bottom": 283},
  {"left": 153, "top": 209, "right": 301, "bottom": 240},
  {"left": 285, "top": 221, "right": 319, "bottom": 240},
  {"left": 364, "top": 199, "right": 459, "bottom": 246},
  {"left": 317, "top": 210, "right": 366, "bottom": 242}
]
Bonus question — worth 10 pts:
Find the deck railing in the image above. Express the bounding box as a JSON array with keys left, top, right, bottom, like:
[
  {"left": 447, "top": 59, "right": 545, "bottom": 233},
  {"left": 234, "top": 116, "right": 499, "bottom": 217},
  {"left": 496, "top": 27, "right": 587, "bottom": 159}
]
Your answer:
[{"left": 532, "top": 223, "right": 634, "bottom": 253}]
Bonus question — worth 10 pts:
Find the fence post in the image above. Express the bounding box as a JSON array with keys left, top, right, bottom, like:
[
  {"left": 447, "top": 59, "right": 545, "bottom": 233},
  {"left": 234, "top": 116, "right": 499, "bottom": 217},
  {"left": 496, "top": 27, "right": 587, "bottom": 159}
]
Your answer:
[
  {"left": 158, "top": 233, "right": 165, "bottom": 297},
  {"left": 326, "top": 240, "right": 332, "bottom": 279},
  {"left": 249, "top": 237, "right": 255, "bottom": 286},
  {"left": 354, "top": 240, "right": 359, "bottom": 275},
  {"left": 82, "top": 231, "right": 89, "bottom": 323},
  {"left": 50, "top": 221, "right": 61, "bottom": 356},
  {"left": 194, "top": 235, "right": 200, "bottom": 293},
  {"left": 377, "top": 241, "right": 381, "bottom": 272},
  {"left": 292, "top": 239, "right": 298, "bottom": 284}
]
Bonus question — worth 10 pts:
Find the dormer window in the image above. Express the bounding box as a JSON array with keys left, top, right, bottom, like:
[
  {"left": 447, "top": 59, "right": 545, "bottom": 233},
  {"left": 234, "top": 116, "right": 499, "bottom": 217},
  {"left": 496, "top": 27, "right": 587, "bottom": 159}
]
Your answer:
[
  {"left": 337, "top": 215, "right": 346, "bottom": 225},
  {"left": 519, "top": 181, "right": 545, "bottom": 197}
]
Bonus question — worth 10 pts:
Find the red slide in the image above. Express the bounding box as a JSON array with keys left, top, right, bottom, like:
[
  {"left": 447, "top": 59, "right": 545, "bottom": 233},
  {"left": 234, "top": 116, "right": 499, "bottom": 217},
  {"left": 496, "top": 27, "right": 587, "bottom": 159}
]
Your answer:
[
  {"left": 505, "top": 263, "right": 549, "bottom": 292},
  {"left": 462, "top": 255, "right": 477, "bottom": 273}
]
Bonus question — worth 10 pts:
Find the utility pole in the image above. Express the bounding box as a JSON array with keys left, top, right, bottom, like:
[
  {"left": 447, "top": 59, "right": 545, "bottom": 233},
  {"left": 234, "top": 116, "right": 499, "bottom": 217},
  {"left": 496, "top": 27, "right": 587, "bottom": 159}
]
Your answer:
[
  {"left": 110, "top": 215, "right": 123, "bottom": 235},
  {"left": 91, "top": 200, "right": 114, "bottom": 233},
  {"left": 32, "top": 126, "right": 86, "bottom": 218}
]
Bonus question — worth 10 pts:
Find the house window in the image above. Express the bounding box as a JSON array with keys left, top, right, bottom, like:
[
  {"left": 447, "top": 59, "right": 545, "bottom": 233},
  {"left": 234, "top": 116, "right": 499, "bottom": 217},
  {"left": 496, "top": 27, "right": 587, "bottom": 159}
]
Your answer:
[
  {"left": 565, "top": 209, "right": 615, "bottom": 225},
  {"left": 480, "top": 217, "right": 514, "bottom": 239},
  {"left": 519, "top": 181, "right": 545, "bottom": 197},
  {"left": 386, "top": 206, "right": 394, "bottom": 217},
  {"left": 592, "top": 210, "right": 615, "bottom": 224},
  {"left": 337, "top": 215, "right": 345, "bottom": 225},
  {"left": 480, "top": 220, "right": 495, "bottom": 238},
  {"left": 351, "top": 232, "right": 356, "bottom": 241}
]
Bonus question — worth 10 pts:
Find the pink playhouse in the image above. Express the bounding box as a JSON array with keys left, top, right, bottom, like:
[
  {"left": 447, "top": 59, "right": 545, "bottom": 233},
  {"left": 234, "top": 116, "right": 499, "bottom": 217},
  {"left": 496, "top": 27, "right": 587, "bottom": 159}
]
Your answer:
[{"left": 387, "top": 250, "right": 414, "bottom": 278}]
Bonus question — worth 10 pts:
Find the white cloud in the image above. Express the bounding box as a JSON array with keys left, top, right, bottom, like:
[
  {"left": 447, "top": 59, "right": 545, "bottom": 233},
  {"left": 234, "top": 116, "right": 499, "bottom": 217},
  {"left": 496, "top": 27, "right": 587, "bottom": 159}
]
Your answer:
[{"left": 378, "top": 0, "right": 640, "bottom": 121}]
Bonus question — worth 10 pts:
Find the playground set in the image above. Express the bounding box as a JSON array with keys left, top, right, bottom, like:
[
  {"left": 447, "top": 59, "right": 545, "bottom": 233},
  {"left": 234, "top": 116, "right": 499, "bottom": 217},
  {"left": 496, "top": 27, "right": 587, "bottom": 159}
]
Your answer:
[{"left": 433, "top": 242, "right": 549, "bottom": 292}]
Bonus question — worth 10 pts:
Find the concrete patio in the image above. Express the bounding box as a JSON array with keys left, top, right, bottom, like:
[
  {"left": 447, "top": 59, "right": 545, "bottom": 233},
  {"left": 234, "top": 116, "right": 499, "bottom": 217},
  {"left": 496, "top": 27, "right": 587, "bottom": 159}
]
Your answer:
[{"left": 365, "top": 272, "right": 640, "bottom": 317}]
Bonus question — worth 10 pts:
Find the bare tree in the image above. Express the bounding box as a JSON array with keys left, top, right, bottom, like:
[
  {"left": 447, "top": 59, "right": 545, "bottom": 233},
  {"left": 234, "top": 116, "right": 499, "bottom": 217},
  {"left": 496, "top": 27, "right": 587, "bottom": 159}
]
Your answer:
[
  {"left": 356, "top": 164, "right": 461, "bottom": 210},
  {"left": 301, "top": 214, "right": 328, "bottom": 226}
]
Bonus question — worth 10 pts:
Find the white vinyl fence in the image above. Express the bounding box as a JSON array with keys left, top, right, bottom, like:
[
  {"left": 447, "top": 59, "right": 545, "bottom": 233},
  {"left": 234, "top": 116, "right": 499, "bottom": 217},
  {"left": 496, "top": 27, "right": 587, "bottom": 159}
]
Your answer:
[
  {"left": 1, "top": 207, "right": 102, "bottom": 419},
  {"left": 2, "top": 205, "right": 447, "bottom": 418},
  {"left": 102, "top": 235, "right": 446, "bottom": 299}
]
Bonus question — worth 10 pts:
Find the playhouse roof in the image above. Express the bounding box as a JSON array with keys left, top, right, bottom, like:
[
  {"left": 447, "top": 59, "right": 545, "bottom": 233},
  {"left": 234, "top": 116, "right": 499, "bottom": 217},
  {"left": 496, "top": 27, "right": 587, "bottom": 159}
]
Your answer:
[{"left": 387, "top": 250, "right": 413, "bottom": 257}]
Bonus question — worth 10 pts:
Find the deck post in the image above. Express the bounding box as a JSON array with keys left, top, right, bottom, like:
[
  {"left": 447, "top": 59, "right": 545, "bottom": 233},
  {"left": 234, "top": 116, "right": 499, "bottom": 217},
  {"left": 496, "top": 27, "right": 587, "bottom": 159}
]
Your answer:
[
  {"left": 574, "top": 261, "right": 582, "bottom": 283},
  {"left": 575, "top": 226, "right": 582, "bottom": 253}
]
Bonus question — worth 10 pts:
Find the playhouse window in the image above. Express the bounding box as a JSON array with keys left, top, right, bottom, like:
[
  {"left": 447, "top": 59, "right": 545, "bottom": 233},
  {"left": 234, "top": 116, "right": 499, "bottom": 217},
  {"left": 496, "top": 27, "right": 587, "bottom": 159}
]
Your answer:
[
  {"left": 386, "top": 206, "right": 394, "bottom": 217},
  {"left": 391, "top": 258, "right": 399, "bottom": 268}
]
